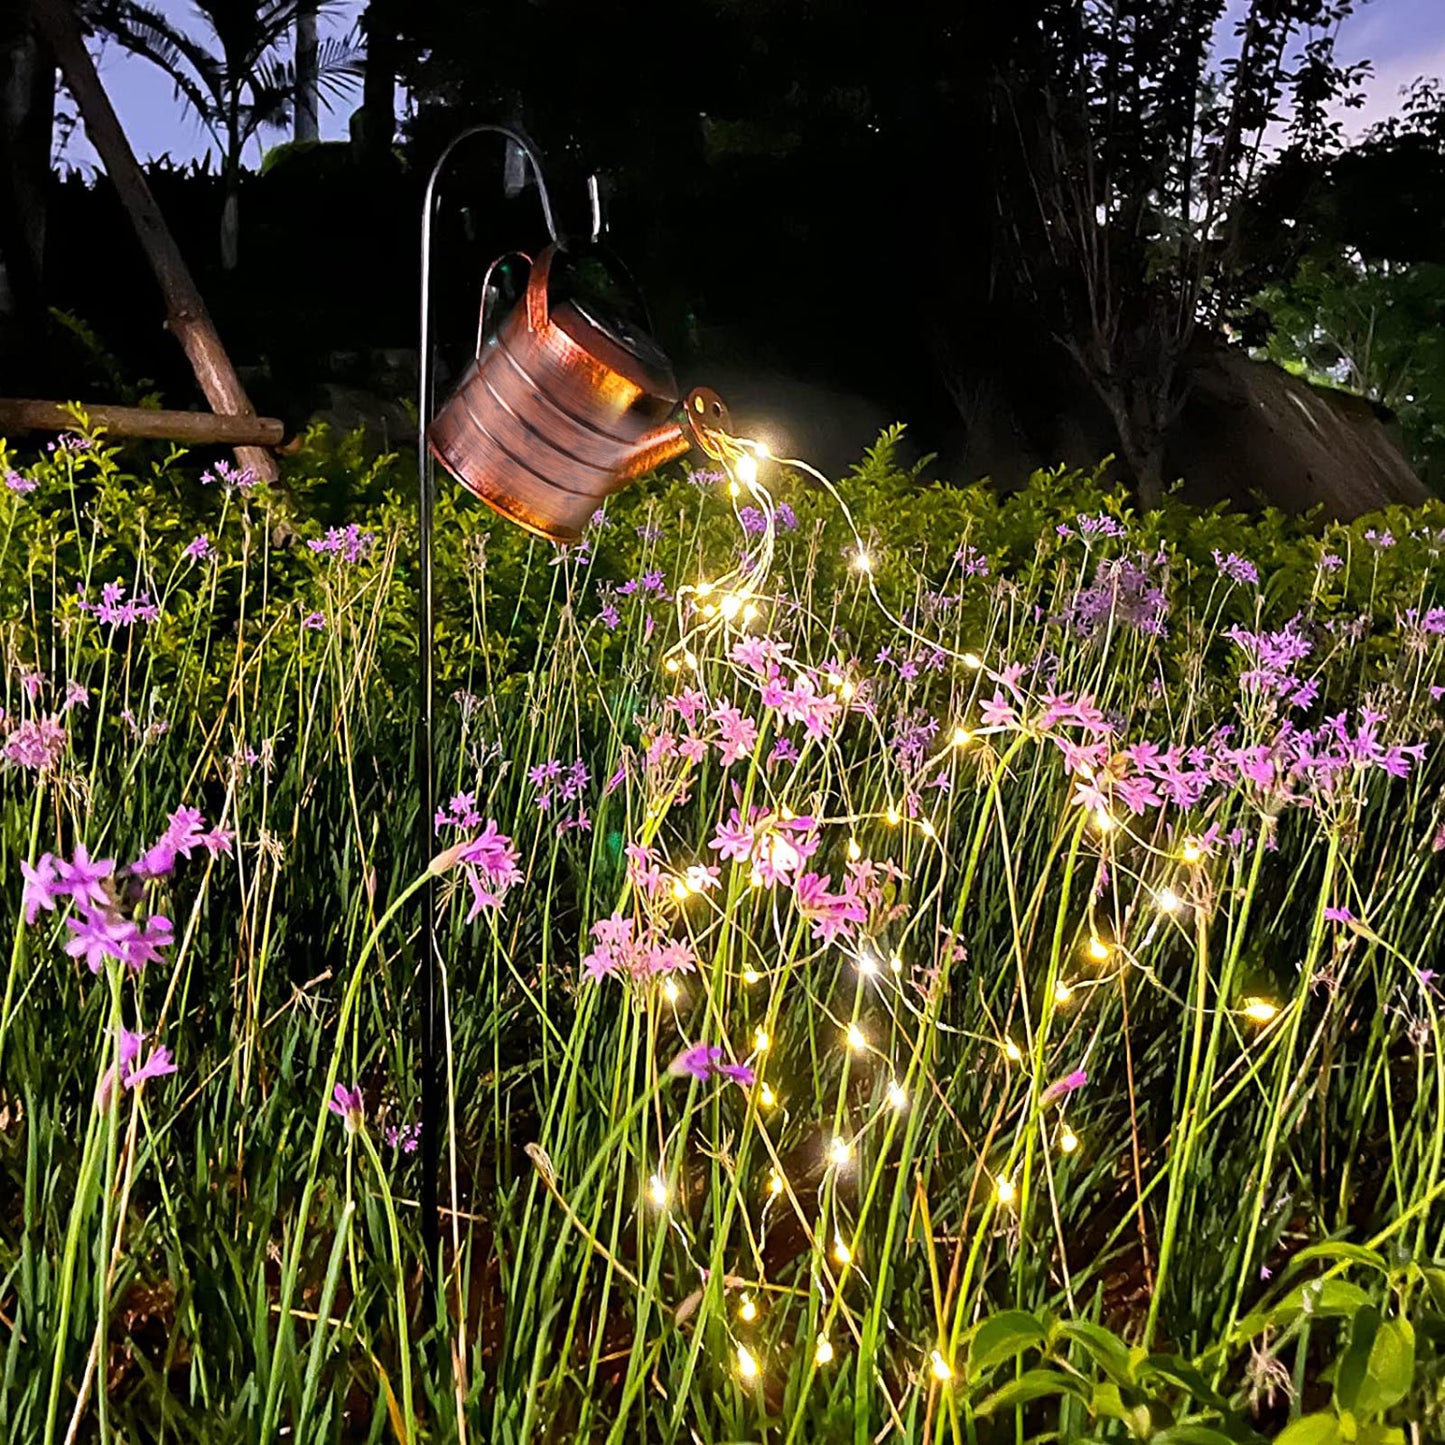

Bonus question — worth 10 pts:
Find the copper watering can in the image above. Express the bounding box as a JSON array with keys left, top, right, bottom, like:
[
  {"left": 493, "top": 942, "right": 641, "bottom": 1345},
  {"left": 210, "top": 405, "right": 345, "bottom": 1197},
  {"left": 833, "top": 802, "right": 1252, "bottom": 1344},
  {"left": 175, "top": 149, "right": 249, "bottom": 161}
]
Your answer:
[{"left": 428, "top": 237, "right": 728, "bottom": 544}]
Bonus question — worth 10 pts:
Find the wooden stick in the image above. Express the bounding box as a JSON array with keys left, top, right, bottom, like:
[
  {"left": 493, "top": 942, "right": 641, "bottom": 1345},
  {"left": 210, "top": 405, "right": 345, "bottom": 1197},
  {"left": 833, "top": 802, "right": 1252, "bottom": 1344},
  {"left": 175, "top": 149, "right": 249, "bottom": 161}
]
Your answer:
[
  {"left": 27, "top": 0, "right": 278, "bottom": 480},
  {"left": 0, "top": 398, "right": 283, "bottom": 446}
]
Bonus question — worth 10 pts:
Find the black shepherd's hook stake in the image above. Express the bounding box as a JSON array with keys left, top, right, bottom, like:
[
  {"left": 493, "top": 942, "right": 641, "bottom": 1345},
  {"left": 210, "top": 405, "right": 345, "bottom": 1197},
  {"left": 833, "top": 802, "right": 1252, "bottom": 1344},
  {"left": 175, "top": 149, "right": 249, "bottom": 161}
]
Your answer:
[{"left": 415, "top": 123, "right": 576, "bottom": 1276}]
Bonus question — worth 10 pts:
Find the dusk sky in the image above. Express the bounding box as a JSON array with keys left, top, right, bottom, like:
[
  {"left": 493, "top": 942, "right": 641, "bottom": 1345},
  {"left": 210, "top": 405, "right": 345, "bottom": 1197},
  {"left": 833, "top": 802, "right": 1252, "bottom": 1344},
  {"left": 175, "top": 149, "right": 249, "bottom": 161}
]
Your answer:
[{"left": 57, "top": 0, "right": 1445, "bottom": 173}]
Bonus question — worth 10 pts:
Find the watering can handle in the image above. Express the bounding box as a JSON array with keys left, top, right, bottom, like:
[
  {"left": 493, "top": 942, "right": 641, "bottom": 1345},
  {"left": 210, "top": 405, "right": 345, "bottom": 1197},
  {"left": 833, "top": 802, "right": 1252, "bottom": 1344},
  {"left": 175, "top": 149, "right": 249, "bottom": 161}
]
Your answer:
[
  {"left": 523, "top": 241, "right": 657, "bottom": 338},
  {"left": 526, "top": 246, "right": 555, "bottom": 333},
  {"left": 476, "top": 250, "right": 532, "bottom": 359}
]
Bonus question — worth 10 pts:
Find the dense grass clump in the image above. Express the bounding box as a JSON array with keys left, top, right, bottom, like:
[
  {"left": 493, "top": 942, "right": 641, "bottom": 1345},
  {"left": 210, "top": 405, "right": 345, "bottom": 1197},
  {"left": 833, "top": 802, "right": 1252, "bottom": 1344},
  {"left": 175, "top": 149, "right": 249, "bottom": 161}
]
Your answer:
[{"left": 3, "top": 420, "right": 1445, "bottom": 1442}]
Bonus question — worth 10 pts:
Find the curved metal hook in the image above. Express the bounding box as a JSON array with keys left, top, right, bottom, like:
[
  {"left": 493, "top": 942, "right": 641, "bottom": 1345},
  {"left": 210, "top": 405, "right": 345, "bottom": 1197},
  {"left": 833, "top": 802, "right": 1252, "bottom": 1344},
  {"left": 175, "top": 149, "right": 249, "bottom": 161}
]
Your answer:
[{"left": 422, "top": 122, "right": 560, "bottom": 249}]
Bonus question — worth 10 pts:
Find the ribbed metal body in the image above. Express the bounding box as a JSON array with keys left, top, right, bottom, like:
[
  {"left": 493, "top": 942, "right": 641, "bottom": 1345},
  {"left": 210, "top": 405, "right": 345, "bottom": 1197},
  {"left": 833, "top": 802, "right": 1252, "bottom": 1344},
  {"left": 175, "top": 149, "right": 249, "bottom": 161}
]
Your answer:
[{"left": 427, "top": 245, "right": 689, "bottom": 543}]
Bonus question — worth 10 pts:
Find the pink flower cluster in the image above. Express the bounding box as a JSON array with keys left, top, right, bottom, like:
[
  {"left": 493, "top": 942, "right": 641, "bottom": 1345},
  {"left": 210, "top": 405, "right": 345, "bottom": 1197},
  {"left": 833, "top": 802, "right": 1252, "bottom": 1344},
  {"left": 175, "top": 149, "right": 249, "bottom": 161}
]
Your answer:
[
  {"left": 97, "top": 1026, "right": 176, "bottom": 1108},
  {"left": 131, "top": 806, "right": 234, "bottom": 879},
  {"left": 22, "top": 809, "right": 233, "bottom": 975},
  {"left": 975, "top": 673, "right": 1425, "bottom": 823},
  {"left": 457, "top": 821, "right": 523, "bottom": 920},
  {"left": 625, "top": 842, "right": 720, "bottom": 898},
  {"left": 3, "top": 715, "right": 67, "bottom": 771},
  {"left": 308, "top": 524, "right": 374, "bottom": 563},
  {"left": 582, "top": 912, "right": 698, "bottom": 983},
  {"left": 78, "top": 580, "right": 161, "bottom": 628},
  {"left": 710, "top": 805, "right": 820, "bottom": 888},
  {"left": 794, "top": 870, "right": 868, "bottom": 943}
]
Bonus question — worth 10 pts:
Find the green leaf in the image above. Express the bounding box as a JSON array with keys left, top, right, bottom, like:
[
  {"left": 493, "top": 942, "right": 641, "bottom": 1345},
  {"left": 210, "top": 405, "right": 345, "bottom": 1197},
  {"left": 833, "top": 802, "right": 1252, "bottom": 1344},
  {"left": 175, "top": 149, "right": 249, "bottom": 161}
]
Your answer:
[
  {"left": 1090, "top": 1381, "right": 1152, "bottom": 1437},
  {"left": 1355, "top": 1426, "right": 1406, "bottom": 1445},
  {"left": 1335, "top": 1311, "right": 1413, "bottom": 1418},
  {"left": 1274, "top": 1413, "right": 1344, "bottom": 1445},
  {"left": 1289, "top": 1244, "right": 1389, "bottom": 1273},
  {"left": 1150, "top": 1428, "right": 1241, "bottom": 1445},
  {"left": 1421, "top": 1268, "right": 1445, "bottom": 1314},
  {"left": 1247, "top": 1279, "right": 1371, "bottom": 1335},
  {"left": 1052, "top": 1319, "right": 1138, "bottom": 1386},
  {"left": 1139, "top": 1354, "right": 1230, "bottom": 1411},
  {"left": 969, "top": 1310, "right": 1048, "bottom": 1374},
  {"left": 1335, "top": 1306, "right": 1382, "bottom": 1415},
  {"left": 974, "top": 1368, "right": 1089, "bottom": 1415}
]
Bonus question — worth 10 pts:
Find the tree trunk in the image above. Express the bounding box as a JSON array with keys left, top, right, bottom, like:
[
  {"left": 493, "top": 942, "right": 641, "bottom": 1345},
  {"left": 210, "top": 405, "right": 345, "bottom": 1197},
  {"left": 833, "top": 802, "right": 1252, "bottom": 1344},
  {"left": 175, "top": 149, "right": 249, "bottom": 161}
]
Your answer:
[
  {"left": 356, "top": 0, "right": 395, "bottom": 163},
  {"left": 294, "top": 2, "right": 319, "bottom": 144},
  {"left": 1105, "top": 382, "right": 1169, "bottom": 509},
  {"left": 0, "top": 10, "right": 54, "bottom": 393},
  {"left": 29, "top": 0, "right": 276, "bottom": 480},
  {"left": 220, "top": 174, "right": 239, "bottom": 271}
]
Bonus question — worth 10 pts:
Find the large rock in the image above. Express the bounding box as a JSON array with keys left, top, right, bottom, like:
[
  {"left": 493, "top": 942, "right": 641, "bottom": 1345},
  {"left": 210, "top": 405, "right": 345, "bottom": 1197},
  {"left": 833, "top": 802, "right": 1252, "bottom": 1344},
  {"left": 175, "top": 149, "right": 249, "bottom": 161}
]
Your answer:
[
  {"left": 1167, "top": 343, "right": 1430, "bottom": 517},
  {"left": 948, "top": 335, "right": 1429, "bottom": 518}
]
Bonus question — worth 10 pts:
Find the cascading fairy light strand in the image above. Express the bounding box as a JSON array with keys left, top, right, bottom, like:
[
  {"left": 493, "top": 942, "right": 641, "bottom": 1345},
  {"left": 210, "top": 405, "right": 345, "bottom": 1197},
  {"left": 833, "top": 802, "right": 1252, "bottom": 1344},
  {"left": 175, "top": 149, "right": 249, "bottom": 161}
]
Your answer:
[{"left": 586, "top": 413, "right": 1229, "bottom": 1403}]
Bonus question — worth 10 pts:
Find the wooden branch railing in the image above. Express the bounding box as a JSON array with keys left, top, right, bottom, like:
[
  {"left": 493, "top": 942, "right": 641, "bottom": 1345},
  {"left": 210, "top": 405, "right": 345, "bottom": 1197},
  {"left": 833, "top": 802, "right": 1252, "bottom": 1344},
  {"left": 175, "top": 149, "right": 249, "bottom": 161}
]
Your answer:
[{"left": 0, "top": 399, "right": 284, "bottom": 447}]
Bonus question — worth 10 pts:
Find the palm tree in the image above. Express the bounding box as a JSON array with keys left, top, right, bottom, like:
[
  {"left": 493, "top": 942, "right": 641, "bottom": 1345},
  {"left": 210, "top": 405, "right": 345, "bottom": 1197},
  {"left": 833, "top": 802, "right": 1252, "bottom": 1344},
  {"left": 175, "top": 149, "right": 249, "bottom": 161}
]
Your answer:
[{"left": 95, "top": 0, "right": 362, "bottom": 269}]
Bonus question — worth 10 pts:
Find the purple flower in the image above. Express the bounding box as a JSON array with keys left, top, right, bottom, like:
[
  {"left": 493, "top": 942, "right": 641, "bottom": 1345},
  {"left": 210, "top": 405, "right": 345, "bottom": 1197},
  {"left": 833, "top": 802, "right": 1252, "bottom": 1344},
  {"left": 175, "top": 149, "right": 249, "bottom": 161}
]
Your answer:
[
  {"left": 64, "top": 906, "right": 137, "bottom": 973},
  {"left": 183, "top": 534, "right": 211, "bottom": 560},
  {"left": 1364, "top": 528, "right": 1395, "bottom": 550},
  {"left": 98, "top": 1027, "right": 176, "bottom": 1107},
  {"left": 302, "top": 611, "right": 326, "bottom": 631},
  {"left": 201, "top": 460, "right": 258, "bottom": 492},
  {"left": 1320, "top": 552, "right": 1344, "bottom": 572},
  {"left": 385, "top": 1120, "right": 422, "bottom": 1152},
  {"left": 58, "top": 844, "right": 115, "bottom": 908},
  {"left": 308, "top": 524, "right": 375, "bottom": 563},
  {"left": 63, "top": 682, "right": 89, "bottom": 711},
  {"left": 78, "top": 580, "right": 160, "bottom": 628},
  {"left": 130, "top": 808, "right": 233, "bottom": 879},
  {"left": 1323, "top": 905, "right": 1355, "bottom": 924},
  {"left": 1042, "top": 1068, "right": 1088, "bottom": 1102},
  {"left": 1077, "top": 512, "right": 1126, "bottom": 539},
  {"left": 20, "top": 852, "right": 63, "bottom": 924},
  {"left": 329, "top": 1083, "right": 365, "bottom": 1131},
  {"left": 1066, "top": 554, "right": 1168, "bottom": 639},
  {"left": 599, "top": 602, "right": 621, "bottom": 630},
  {"left": 668, "top": 1044, "right": 756, "bottom": 1087},
  {"left": 125, "top": 1041, "right": 177, "bottom": 1089},
  {"left": 125, "top": 915, "right": 174, "bottom": 971},
  {"left": 435, "top": 792, "right": 482, "bottom": 833},
  {"left": 4, "top": 715, "right": 67, "bottom": 770},
  {"left": 457, "top": 821, "right": 523, "bottom": 918},
  {"left": 5, "top": 469, "right": 37, "bottom": 493},
  {"left": 954, "top": 543, "right": 990, "bottom": 577},
  {"left": 769, "top": 736, "right": 799, "bottom": 766},
  {"left": 1212, "top": 549, "right": 1259, "bottom": 586}
]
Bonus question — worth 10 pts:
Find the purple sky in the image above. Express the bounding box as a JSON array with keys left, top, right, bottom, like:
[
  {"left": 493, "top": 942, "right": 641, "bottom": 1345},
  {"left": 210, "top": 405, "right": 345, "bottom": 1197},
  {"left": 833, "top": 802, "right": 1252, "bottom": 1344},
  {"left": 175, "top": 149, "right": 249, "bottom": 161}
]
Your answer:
[
  {"left": 59, "top": 1, "right": 366, "bottom": 172},
  {"left": 1341, "top": 0, "right": 1445, "bottom": 128},
  {"left": 57, "top": 0, "right": 1444, "bottom": 172}
]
